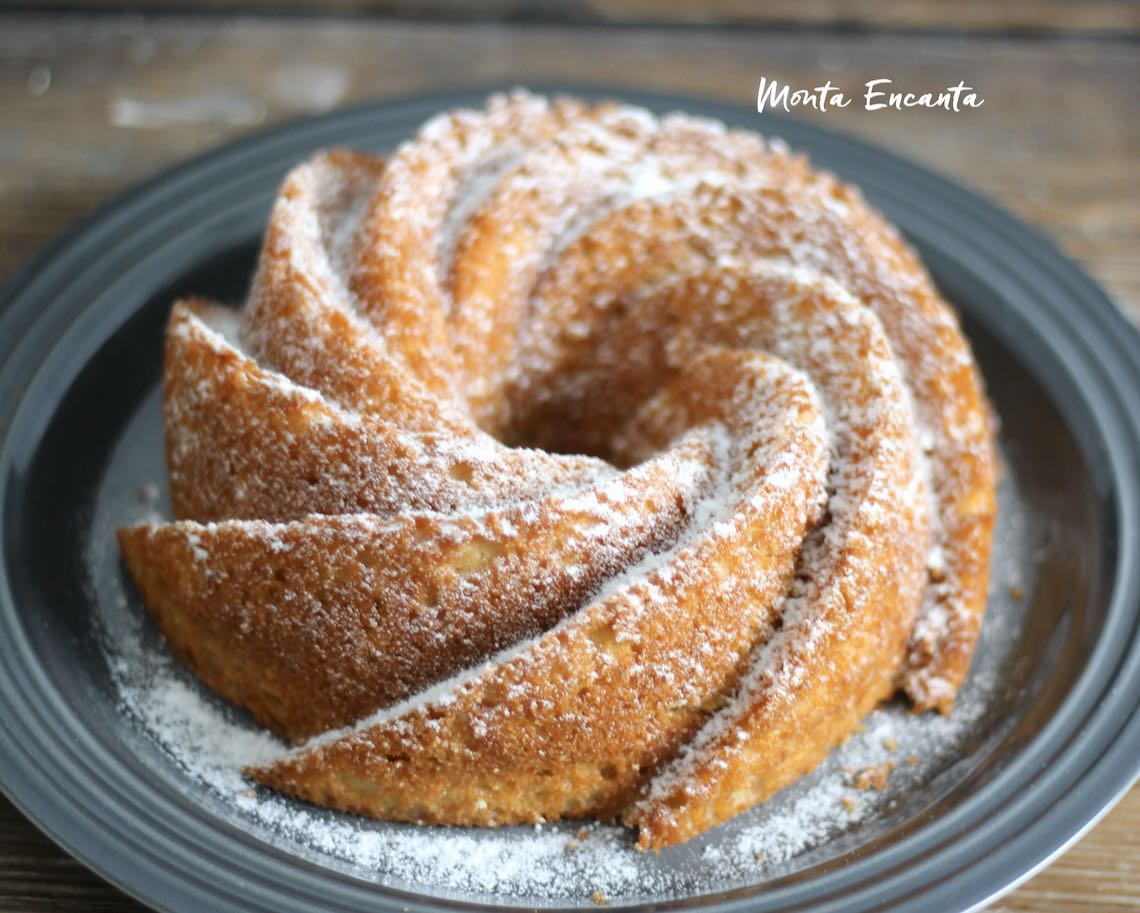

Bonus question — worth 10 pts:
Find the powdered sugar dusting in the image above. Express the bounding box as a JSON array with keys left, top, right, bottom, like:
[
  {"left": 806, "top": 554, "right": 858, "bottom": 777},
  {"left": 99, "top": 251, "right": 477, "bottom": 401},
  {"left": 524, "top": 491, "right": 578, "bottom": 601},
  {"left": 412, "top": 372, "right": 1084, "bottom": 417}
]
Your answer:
[
  {"left": 96, "top": 372, "right": 1020, "bottom": 904},
  {"left": 99, "top": 458, "right": 1023, "bottom": 902},
  {"left": 108, "top": 89, "right": 1001, "bottom": 895}
]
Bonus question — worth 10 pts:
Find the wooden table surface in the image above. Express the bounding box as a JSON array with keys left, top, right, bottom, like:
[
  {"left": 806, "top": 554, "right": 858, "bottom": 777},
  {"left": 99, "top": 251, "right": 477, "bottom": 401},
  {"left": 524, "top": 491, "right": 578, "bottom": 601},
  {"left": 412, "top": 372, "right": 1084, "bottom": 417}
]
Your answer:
[{"left": 0, "top": 8, "right": 1137, "bottom": 911}]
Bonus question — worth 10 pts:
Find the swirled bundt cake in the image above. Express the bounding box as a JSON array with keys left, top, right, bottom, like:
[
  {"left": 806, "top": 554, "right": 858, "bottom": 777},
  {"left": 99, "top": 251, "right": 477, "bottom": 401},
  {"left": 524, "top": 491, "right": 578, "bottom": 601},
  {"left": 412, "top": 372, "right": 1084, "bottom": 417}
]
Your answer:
[{"left": 118, "top": 90, "right": 997, "bottom": 849}]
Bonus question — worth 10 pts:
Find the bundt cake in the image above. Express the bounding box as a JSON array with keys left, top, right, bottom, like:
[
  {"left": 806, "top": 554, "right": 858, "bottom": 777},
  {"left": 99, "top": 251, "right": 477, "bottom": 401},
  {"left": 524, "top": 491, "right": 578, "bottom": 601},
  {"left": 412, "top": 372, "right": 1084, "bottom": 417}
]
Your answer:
[{"left": 117, "top": 90, "right": 997, "bottom": 850}]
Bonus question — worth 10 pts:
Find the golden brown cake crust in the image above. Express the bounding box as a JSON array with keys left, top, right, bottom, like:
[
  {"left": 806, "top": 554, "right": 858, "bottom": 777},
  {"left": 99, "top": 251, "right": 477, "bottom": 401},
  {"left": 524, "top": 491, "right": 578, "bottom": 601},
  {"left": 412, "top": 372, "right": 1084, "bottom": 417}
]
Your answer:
[
  {"left": 117, "top": 90, "right": 997, "bottom": 849},
  {"left": 252, "top": 349, "right": 831, "bottom": 823}
]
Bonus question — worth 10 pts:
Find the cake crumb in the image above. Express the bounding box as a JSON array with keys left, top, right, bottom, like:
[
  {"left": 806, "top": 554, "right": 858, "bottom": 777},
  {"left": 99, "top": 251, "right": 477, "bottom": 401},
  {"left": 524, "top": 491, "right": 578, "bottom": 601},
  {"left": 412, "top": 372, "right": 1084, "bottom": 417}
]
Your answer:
[
  {"left": 882, "top": 736, "right": 898, "bottom": 752},
  {"left": 906, "top": 755, "right": 919, "bottom": 767},
  {"left": 592, "top": 890, "right": 610, "bottom": 905},
  {"left": 853, "top": 761, "right": 895, "bottom": 791},
  {"left": 564, "top": 840, "right": 579, "bottom": 853},
  {"left": 576, "top": 827, "right": 591, "bottom": 841},
  {"left": 754, "top": 852, "right": 766, "bottom": 863},
  {"left": 1009, "top": 584, "right": 1025, "bottom": 601},
  {"left": 841, "top": 796, "right": 858, "bottom": 814}
]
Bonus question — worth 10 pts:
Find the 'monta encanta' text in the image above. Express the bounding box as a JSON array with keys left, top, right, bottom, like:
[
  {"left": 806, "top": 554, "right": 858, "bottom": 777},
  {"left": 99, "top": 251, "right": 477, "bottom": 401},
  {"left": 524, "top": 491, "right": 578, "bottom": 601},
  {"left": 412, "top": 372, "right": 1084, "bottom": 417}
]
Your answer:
[{"left": 756, "top": 78, "right": 984, "bottom": 113}]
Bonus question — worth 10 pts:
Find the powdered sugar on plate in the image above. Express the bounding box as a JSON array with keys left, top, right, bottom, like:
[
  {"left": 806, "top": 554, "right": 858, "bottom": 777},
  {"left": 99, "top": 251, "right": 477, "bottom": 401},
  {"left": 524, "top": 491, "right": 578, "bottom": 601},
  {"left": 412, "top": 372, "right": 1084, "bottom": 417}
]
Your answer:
[{"left": 89, "top": 385, "right": 1031, "bottom": 906}]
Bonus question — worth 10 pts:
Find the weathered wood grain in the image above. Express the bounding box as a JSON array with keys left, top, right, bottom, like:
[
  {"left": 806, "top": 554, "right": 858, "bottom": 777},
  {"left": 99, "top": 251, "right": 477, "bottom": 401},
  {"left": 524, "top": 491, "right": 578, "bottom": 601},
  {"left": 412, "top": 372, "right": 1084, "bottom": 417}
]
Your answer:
[
  {"left": 0, "top": 12, "right": 1137, "bottom": 913},
  {"left": 3, "top": 1, "right": 1140, "bottom": 35}
]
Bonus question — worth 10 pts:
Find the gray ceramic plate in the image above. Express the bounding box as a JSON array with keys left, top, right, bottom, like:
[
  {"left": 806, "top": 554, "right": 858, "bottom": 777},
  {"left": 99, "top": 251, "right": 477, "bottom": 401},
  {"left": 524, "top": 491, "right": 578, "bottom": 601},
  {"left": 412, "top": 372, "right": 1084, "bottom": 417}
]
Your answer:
[{"left": 1, "top": 87, "right": 1139, "bottom": 913}]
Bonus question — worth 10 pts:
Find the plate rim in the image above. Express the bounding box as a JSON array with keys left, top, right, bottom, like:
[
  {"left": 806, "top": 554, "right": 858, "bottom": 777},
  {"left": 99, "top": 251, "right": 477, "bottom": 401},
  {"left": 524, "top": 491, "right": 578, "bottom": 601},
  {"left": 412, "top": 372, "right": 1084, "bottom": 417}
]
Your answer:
[{"left": 1, "top": 83, "right": 1139, "bottom": 913}]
